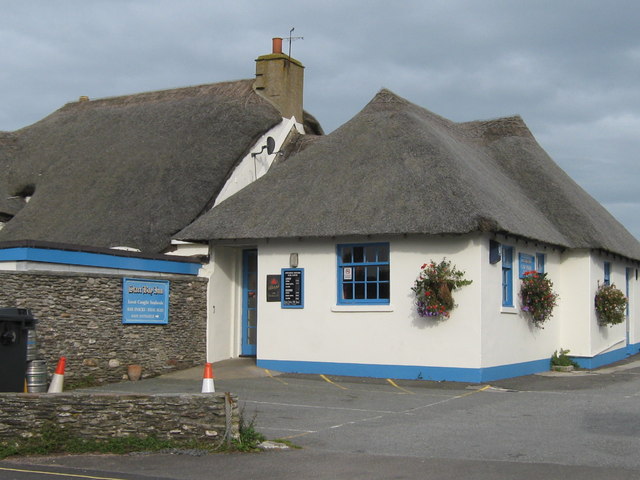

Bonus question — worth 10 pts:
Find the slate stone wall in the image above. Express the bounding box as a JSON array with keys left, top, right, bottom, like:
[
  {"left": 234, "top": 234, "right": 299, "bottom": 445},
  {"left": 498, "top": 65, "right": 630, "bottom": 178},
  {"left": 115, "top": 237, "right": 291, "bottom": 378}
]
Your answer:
[
  {"left": 0, "top": 392, "right": 238, "bottom": 442},
  {"left": 0, "top": 272, "right": 207, "bottom": 384}
]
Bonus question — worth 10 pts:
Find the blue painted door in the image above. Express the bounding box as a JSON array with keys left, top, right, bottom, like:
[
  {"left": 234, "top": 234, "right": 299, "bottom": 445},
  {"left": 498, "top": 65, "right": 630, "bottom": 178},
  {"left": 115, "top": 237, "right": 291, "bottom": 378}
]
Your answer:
[{"left": 241, "top": 249, "right": 258, "bottom": 356}]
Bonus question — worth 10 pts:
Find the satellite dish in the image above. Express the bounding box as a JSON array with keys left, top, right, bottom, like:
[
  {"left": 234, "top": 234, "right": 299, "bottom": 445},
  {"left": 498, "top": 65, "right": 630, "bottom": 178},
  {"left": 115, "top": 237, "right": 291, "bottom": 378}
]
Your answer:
[{"left": 266, "top": 137, "right": 276, "bottom": 155}]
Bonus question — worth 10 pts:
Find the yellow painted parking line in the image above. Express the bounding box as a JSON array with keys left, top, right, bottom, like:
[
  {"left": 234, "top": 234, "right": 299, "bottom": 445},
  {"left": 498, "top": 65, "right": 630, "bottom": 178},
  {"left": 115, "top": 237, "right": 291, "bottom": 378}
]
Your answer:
[
  {"left": 386, "top": 378, "right": 415, "bottom": 394},
  {"left": 320, "top": 374, "right": 348, "bottom": 390},
  {"left": 265, "top": 369, "right": 288, "bottom": 385},
  {"left": 455, "top": 384, "right": 491, "bottom": 398},
  {"left": 0, "top": 466, "right": 127, "bottom": 480}
]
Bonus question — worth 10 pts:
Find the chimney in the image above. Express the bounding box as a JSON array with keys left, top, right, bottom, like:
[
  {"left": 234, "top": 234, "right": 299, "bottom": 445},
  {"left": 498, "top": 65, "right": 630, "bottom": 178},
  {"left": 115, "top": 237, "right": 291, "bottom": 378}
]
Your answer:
[{"left": 254, "top": 38, "right": 304, "bottom": 122}]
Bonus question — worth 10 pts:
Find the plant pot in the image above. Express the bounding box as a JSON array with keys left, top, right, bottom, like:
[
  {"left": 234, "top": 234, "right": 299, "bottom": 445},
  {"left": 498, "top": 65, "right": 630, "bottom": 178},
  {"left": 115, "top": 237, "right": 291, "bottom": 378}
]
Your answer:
[{"left": 127, "top": 364, "right": 142, "bottom": 381}]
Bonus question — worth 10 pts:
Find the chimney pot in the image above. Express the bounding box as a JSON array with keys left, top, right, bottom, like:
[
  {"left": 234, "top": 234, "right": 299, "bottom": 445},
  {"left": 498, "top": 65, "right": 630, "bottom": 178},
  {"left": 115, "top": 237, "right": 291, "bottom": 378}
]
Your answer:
[{"left": 272, "top": 37, "right": 283, "bottom": 54}]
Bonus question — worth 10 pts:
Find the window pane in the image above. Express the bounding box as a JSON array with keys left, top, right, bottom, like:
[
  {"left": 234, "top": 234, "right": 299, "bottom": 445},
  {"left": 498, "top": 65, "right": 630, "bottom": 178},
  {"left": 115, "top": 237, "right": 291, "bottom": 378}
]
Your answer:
[
  {"left": 248, "top": 273, "right": 257, "bottom": 290},
  {"left": 248, "top": 292, "right": 257, "bottom": 309},
  {"left": 337, "top": 243, "right": 390, "bottom": 304},
  {"left": 248, "top": 326, "right": 256, "bottom": 345},
  {"left": 365, "top": 246, "right": 377, "bottom": 262},
  {"left": 247, "top": 309, "right": 257, "bottom": 327},
  {"left": 379, "top": 266, "right": 389, "bottom": 281},
  {"left": 366, "top": 267, "right": 377, "bottom": 282}
]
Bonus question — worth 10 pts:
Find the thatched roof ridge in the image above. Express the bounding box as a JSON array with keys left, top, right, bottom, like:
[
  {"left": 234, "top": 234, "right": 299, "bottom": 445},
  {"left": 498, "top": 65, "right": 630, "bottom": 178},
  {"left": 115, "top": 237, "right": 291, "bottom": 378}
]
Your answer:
[
  {"left": 176, "top": 89, "right": 640, "bottom": 261},
  {"left": 0, "top": 79, "right": 283, "bottom": 253}
]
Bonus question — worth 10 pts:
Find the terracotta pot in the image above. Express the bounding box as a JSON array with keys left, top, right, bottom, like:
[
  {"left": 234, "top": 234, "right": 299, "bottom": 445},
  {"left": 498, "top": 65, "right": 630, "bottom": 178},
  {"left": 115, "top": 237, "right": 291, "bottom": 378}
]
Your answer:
[{"left": 127, "top": 364, "right": 142, "bottom": 381}]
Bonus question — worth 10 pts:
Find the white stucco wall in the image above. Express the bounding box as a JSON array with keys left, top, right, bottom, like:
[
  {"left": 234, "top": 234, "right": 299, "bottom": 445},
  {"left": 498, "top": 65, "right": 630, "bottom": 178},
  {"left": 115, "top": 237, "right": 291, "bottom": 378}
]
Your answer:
[
  {"left": 586, "top": 253, "right": 632, "bottom": 356},
  {"left": 555, "top": 249, "right": 593, "bottom": 357},
  {"left": 205, "top": 246, "right": 242, "bottom": 362},
  {"left": 479, "top": 234, "right": 562, "bottom": 368},
  {"left": 204, "top": 234, "right": 640, "bottom": 376},
  {"left": 554, "top": 249, "right": 637, "bottom": 359},
  {"left": 252, "top": 235, "right": 483, "bottom": 369}
]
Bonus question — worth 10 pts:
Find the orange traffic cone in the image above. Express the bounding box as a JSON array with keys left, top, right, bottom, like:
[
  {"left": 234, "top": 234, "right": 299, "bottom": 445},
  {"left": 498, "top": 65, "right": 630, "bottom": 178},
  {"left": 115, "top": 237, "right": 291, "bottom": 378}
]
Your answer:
[
  {"left": 201, "top": 362, "right": 215, "bottom": 393},
  {"left": 47, "top": 357, "right": 66, "bottom": 393}
]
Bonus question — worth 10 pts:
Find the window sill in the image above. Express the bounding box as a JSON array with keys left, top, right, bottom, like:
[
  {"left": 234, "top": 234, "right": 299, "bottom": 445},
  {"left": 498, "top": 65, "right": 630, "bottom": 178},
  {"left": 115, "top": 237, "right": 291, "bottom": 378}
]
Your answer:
[
  {"left": 331, "top": 304, "right": 394, "bottom": 313},
  {"left": 501, "top": 306, "right": 518, "bottom": 315}
]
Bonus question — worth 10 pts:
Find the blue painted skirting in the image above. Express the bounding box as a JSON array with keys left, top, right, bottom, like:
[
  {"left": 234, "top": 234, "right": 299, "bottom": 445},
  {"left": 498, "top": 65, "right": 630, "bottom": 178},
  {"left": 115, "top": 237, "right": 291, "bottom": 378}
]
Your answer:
[
  {"left": 258, "top": 358, "right": 551, "bottom": 383},
  {"left": 570, "top": 342, "right": 640, "bottom": 369},
  {"left": 259, "top": 344, "right": 640, "bottom": 383},
  {"left": 0, "top": 247, "right": 201, "bottom": 275}
]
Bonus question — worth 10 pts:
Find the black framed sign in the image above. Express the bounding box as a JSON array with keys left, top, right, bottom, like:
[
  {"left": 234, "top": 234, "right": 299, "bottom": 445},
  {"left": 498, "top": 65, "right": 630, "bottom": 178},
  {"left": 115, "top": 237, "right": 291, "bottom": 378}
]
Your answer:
[
  {"left": 281, "top": 268, "right": 304, "bottom": 308},
  {"left": 266, "top": 274, "right": 281, "bottom": 302}
]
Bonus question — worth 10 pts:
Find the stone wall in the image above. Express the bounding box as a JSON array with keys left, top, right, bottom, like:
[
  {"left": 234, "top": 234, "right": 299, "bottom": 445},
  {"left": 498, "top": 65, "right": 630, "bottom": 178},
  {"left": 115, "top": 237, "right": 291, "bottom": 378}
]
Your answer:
[
  {"left": 0, "top": 271, "right": 208, "bottom": 384},
  {"left": 0, "top": 392, "right": 238, "bottom": 442}
]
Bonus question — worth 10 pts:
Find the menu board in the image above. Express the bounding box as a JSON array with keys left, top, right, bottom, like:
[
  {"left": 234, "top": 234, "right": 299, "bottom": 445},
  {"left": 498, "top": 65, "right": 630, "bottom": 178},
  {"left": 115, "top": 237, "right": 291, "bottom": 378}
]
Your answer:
[{"left": 282, "top": 269, "right": 304, "bottom": 308}]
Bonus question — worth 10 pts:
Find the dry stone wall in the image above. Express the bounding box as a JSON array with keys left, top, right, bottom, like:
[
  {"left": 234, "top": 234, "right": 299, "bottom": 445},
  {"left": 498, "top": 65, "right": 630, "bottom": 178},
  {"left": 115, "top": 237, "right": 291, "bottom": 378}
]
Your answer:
[
  {"left": 0, "top": 392, "right": 238, "bottom": 442},
  {"left": 0, "top": 271, "right": 207, "bottom": 384}
]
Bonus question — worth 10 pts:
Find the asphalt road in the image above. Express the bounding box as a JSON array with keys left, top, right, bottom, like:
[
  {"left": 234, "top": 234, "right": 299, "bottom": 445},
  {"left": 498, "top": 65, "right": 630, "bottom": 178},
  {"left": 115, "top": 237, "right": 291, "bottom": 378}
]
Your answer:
[{"left": 3, "top": 359, "right": 640, "bottom": 479}]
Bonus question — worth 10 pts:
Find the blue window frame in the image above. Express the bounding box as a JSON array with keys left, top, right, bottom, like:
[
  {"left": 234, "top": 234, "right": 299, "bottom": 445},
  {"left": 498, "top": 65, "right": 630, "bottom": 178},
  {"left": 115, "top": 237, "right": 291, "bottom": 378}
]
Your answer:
[
  {"left": 337, "top": 243, "right": 390, "bottom": 304},
  {"left": 536, "top": 253, "right": 545, "bottom": 273},
  {"left": 604, "top": 261, "right": 611, "bottom": 286},
  {"left": 502, "top": 245, "right": 514, "bottom": 307}
]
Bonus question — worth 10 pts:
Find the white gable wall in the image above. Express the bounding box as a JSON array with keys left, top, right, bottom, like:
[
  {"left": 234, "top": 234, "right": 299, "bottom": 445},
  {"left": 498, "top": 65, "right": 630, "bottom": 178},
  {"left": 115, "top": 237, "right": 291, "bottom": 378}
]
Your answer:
[{"left": 214, "top": 118, "right": 304, "bottom": 207}]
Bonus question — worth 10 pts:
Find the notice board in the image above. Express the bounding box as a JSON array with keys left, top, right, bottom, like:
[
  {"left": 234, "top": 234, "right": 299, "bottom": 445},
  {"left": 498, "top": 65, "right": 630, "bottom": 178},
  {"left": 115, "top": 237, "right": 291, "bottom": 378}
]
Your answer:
[{"left": 281, "top": 268, "right": 304, "bottom": 308}]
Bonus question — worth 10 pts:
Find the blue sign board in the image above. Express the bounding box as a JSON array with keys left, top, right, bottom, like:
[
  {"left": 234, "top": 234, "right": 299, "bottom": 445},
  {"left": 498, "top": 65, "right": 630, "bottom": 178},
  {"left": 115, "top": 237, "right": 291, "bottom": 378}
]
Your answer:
[{"left": 123, "top": 278, "right": 169, "bottom": 324}]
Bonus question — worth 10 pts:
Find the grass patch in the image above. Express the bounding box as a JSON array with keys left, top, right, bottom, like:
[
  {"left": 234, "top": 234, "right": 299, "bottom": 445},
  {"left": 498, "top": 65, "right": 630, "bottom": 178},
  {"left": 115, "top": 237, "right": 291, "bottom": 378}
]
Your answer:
[
  {"left": 64, "top": 375, "right": 102, "bottom": 391},
  {"left": 271, "top": 439, "right": 302, "bottom": 449}
]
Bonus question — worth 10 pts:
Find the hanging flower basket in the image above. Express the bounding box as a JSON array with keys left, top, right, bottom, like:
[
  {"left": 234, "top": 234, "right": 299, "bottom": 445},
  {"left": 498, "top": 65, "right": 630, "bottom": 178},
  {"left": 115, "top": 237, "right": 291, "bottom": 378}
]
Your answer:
[
  {"left": 412, "top": 259, "right": 472, "bottom": 318},
  {"left": 595, "top": 283, "right": 627, "bottom": 326},
  {"left": 520, "top": 271, "right": 558, "bottom": 328}
]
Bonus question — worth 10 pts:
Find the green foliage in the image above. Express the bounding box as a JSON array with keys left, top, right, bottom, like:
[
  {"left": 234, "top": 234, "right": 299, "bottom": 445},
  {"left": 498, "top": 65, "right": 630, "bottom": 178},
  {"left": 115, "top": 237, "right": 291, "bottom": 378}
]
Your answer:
[
  {"left": 412, "top": 259, "right": 473, "bottom": 318},
  {"left": 520, "top": 271, "right": 559, "bottom": 327},
  {"left": 595, "top": 283, "right": 627, "bottom": 326},
  {"left": 64, "top": 375, "right": 101, "bottom": 391},
  {"left": 550, "top": 349, "right": 579, "bottom": 369},
  {"left": 232, "top": 410, "right": 266, "bottom": 452}
]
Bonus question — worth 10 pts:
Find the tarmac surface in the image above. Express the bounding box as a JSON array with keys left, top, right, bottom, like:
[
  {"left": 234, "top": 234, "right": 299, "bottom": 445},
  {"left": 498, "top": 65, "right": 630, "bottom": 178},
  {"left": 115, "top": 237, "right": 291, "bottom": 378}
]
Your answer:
[{"left": 4, "top": 356, "right": 640, "bottom": 479}]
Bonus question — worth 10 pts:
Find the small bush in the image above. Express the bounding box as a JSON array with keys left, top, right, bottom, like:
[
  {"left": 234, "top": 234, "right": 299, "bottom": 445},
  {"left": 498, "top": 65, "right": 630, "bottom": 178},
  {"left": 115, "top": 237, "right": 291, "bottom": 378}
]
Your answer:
[
  {"left": 232, "top": 410, "right": 266, "bottom": 452},
  {"left": 550, "top": 349, "right": 579, "bottom": 369}
]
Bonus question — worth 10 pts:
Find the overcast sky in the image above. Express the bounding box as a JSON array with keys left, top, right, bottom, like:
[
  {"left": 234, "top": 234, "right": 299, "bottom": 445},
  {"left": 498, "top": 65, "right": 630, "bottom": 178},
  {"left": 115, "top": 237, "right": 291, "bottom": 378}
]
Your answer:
[{"left": 2, "top": 1, "right": 639, "bottom": 239}]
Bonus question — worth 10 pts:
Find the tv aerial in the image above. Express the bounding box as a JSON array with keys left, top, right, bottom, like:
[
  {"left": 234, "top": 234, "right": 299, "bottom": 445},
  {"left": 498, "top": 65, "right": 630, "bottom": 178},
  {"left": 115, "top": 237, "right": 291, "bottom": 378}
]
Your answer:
[{"left": 284, "top": 27, "right": 303, "bottom": 57}]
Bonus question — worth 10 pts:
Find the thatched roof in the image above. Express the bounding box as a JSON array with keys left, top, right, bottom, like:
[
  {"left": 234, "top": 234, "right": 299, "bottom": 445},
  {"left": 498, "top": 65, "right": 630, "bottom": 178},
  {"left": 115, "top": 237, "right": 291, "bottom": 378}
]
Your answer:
[
  {"left": 0, "top": 79, "right": 284, "bottom": 252},
  {"left": 176, "top": 89, "right": 640, "bottom": 261}
]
